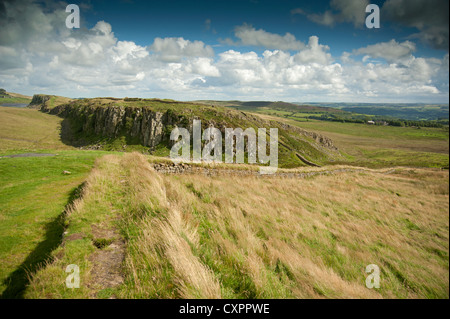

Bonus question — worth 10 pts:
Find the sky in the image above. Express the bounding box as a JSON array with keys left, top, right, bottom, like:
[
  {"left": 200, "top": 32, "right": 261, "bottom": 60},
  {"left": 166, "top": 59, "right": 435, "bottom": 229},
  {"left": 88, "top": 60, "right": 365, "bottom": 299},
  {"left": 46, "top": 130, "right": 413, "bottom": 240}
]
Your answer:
[{"left": 0, "top": 0, "right": 448, "bottom": 102}]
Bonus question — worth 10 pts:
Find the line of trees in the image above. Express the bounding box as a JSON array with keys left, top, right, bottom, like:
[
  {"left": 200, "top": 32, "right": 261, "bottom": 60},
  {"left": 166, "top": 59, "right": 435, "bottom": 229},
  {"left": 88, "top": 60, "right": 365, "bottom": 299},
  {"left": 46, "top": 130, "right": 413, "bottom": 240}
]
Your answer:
[
  {"left": 388, "top": 119, "right": 448, "bottom": 128},
  {"left": 308, "top": 114, "right": 448, "bottom": 128}
]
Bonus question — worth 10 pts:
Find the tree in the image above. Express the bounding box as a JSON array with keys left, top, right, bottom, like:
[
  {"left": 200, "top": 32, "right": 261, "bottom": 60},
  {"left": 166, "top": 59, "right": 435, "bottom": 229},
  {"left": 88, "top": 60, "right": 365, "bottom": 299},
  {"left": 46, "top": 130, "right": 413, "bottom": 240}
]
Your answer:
[{"left": 0, "top": 88, "right": 6, "bottom": 95}]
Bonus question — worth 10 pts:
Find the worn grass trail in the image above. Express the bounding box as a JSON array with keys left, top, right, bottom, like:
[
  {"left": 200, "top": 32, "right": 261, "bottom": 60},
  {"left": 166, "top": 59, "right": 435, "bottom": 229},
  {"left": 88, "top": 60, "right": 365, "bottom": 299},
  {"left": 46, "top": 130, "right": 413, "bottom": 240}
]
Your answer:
[
  {"left": 0, "top": 151, "right": 117, "bottom": 298},
  {"left": 25, "top": 153, "right": 449, "bottom": 299}
]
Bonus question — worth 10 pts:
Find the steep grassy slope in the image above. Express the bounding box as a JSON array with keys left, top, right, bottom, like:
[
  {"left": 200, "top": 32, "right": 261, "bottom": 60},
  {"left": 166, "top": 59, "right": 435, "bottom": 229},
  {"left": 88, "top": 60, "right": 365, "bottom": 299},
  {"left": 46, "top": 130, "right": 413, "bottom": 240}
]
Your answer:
[
  {"left": 25, "top": 153, "right": 449, "bottom": 299},
  {"left": 0, "top": 106, "right": 74, "bottom": 152}
]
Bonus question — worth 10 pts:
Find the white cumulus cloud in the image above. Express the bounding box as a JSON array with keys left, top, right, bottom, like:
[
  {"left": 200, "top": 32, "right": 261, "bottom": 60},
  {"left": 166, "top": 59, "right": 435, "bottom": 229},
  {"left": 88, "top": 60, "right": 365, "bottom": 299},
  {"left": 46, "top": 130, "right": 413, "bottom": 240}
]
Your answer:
[
  {"left": 149, "top": 37, "right": 214, "bottom": 62},
  {"left": 352, "top": 39, "right": 416, "bottom": 63},
  {"left": 224, "top": 24, "right": 305, "bottom": 51},
  {"left": 0, "top": 1, "right": 448, "bottom": 102},
  {"left": 303, "top": 0, "right": 370, "bottom": 27}
]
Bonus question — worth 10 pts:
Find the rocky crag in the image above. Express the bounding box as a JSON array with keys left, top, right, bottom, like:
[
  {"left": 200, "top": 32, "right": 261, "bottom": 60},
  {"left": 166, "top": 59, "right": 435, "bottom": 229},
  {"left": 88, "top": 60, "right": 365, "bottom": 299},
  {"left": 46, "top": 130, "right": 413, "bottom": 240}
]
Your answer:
[
  {"left": 31, "top": 94, "right": 340, "bottom": 166},
  {"left": 28, "top": 94, "right": 51, "bottom": 109}
]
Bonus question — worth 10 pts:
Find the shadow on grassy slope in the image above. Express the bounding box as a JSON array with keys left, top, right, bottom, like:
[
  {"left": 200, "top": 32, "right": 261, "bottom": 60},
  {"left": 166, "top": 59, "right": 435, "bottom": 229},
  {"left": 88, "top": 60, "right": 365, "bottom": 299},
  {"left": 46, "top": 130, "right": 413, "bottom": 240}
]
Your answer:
[
  {"left": 0, "top": 183, "right": 85, "bottom": 299},
  {"left": 59, "top": 118, "right": 89, "bottom": 148},
  {"left": 59, "top": 117, "right": 151, "bottom": 153}
]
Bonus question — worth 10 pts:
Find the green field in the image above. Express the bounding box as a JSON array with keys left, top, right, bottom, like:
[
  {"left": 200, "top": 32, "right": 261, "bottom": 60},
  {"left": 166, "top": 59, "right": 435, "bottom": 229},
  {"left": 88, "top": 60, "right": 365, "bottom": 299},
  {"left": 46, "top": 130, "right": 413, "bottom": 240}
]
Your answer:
[
  {"left": 0, "top": 106, "right": 116, "bottom": 297},
  {"left": 312, "top": 103, "right": 449, "bottom": 121},
  {"left": 294, "top": 120, "right": 448, "bottom": 168},
  {"left": 0, "top": 106, "right": 78, "bottom": 152},
  {"left": 0, "top": 97, "right": 31, "bottom": 105},
  {"left": 213, "top": 100, "right": 449, "bottom": 128},
  {"left": 255, "top": 113, "right": 449, "bottom": 168},
  {"left": 0, "top": 150, "right": 113, "bottom": 297},
  {"left": 0, "top": 91, "right": 32, "bottom": 105}
]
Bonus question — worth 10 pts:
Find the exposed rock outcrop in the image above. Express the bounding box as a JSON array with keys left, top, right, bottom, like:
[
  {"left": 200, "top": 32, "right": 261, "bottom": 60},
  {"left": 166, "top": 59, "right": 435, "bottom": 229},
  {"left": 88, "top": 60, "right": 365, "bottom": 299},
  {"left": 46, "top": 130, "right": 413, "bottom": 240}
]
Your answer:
[
  {"left": 31, "top": 95, "right": 339, "bottom": 163},
  {"left": 28, "top": 94, "right": 51, "bottom": 109},
  {"left": 40, "top": 101, "right": 177, "bottom": 148}
]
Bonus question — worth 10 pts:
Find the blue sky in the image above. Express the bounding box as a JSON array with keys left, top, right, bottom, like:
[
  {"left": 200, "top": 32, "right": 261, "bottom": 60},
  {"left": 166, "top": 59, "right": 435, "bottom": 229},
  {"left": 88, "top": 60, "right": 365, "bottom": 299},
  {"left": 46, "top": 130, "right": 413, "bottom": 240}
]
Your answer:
[
  {"left": 79, "top": 0, "right": 444, "bottom": 57},
  {"left": 0, "top": 0, "right": 449, "bottom": 102}
]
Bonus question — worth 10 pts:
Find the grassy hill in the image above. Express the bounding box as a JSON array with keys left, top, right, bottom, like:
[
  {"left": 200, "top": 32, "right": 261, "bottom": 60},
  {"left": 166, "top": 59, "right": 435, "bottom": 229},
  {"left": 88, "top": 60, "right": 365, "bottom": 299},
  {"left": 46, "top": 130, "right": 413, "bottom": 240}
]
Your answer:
[
  {"left": 0, "top": 91, "right": 32, "bottom": 105},
  {"left": 5, "top": 92, "right": 32, "bottom": 99},
  {"left": 23, "top": 153, "right": 449, "bottom": 299},
  {"left": 0, "top": 98, "right": 448, "bottom": 299},
  {"left": 28, "top": 94, "right": 72, "bottom": 109},
  {"left": 26, "top": 95, "right": 449, "bottom": 170},
  {"left": 0, "top": 106, "right": 74, "bottom": 152},
  {"left": 201, "top": 100, "right": 449, "bottom": 128},
  {"left": 194, "top": 100, "right": 346, "bottom": 117},
  {"left": 32, "top": 96, "right": 342, "bottom": 168}
]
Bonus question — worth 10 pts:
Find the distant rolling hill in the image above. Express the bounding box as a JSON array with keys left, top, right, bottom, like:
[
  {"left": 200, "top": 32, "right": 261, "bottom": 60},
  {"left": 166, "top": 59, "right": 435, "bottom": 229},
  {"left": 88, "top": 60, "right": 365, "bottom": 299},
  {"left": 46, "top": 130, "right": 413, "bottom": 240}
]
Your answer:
[
  {"left": 294, "top": 102, "right": 449, "bottom": 121},
  {"left": 195, "top": 100, "right": 449, "bottom": 126},
  {"left": 194, "top": 100, "right": 345, "bottom": 114},
  {"left": 0, "top": 91, "right": 32, "bottom": 106}
]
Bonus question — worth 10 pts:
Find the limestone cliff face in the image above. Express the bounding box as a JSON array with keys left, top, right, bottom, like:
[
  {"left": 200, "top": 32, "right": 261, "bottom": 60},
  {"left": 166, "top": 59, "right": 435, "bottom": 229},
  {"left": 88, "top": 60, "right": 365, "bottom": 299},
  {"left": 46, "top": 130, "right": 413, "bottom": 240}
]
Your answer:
[
  {"left": 40, "top": 100, "right": 177, "bottom": 148},
  {"left": 28, "top": 94, "right": 51, "bottom": 109}
]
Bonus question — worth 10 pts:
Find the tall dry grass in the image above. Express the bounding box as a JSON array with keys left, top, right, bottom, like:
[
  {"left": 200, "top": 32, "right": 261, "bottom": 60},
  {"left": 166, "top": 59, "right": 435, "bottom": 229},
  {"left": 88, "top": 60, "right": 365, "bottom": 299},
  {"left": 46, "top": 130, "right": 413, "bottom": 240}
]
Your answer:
[
  {"left": 117, "top": 153, "right": 221, "bottom": 298},
  {"left": 25, "top": 152, "right": 449, "bottom": 298},
  {"left": 118, "top": 153, "right": 448, "bottom": 298}
]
